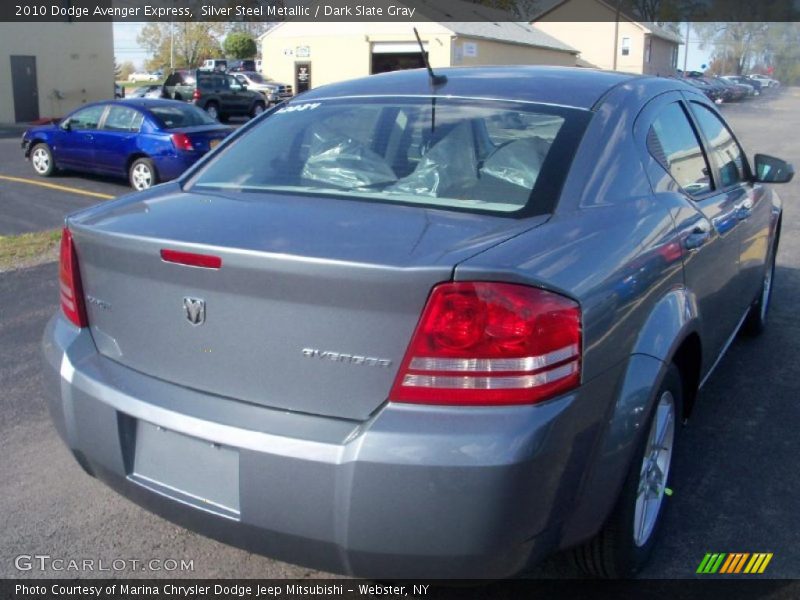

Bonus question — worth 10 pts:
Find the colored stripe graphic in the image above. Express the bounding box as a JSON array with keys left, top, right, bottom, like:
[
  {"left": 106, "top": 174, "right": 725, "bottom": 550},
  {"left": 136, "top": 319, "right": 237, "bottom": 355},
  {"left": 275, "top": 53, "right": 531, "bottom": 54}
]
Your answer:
[
  {"left": 697, "top": 553, "right": 726, "bottom": 574},
  {"left": 699, "top": 552, "right": 773, "bottom": 574},
  {"left": 744, "top": 553, "right": 774, "bottom": 574},
  {"left": 720, "top": 553, "right": 749, "bottom": 573}
]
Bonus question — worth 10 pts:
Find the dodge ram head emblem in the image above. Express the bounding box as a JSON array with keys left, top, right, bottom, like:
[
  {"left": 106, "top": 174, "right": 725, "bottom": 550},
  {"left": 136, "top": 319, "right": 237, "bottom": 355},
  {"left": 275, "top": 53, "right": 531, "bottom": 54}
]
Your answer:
[{"left": 183, "top": 297, "right": 206, "bottom": 325}]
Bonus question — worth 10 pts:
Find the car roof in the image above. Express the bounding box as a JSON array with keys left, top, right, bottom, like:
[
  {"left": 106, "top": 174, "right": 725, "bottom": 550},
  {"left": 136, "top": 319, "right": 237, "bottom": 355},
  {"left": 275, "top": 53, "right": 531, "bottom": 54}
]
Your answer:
[
  {"left": 115, "top": 98, "right": 193, "bottom": 111},
  {"left": 298, "top": 66, "right": 642, "bottom": 110}
]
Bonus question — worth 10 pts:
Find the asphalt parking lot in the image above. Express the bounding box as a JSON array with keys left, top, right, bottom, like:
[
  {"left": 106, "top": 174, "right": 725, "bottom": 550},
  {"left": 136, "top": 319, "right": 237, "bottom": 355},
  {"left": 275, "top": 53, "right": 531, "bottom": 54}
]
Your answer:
[{"left": 1, "top": 90, "right": 799, "bottom": 582}]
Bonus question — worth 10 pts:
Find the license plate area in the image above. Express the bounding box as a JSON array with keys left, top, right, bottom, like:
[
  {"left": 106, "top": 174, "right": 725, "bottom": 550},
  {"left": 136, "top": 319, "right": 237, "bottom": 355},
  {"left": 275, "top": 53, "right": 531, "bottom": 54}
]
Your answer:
[
  {"left": 129, "top": 421, "right": 240, "bottom": 520},
  {"left": 209, "top": 139, "right": 221, "bottom": 149}
]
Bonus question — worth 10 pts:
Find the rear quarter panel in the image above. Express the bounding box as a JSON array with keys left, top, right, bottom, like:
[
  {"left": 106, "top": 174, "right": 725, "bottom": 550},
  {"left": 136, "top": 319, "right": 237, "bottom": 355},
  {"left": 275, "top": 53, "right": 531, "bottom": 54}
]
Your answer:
[{"left": 455, "top": 82, "right": 691, "bottom": 543}]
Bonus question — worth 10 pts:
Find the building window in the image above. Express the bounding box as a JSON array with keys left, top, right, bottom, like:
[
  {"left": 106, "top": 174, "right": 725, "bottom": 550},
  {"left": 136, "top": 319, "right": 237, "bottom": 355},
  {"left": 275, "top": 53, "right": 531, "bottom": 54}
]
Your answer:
[
  {"left": 621, "top": 37, "right": 631, "bottom": 56},
  {"left": 645, "top": 38, "right": 652, "bottom": 63}
]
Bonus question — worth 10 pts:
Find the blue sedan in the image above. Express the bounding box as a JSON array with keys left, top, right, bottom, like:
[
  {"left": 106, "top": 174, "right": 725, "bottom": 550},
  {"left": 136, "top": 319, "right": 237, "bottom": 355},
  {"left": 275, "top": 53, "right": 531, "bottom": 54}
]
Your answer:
[{"left": 22, "top": 99, "right": 233, "bottom": 191}]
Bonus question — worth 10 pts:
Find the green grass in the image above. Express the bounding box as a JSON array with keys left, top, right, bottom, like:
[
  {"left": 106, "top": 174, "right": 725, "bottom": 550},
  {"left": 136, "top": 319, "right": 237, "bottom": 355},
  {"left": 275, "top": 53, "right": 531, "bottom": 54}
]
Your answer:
[{"left": 0, "top": 229, "right": 61, "bottom": 272}]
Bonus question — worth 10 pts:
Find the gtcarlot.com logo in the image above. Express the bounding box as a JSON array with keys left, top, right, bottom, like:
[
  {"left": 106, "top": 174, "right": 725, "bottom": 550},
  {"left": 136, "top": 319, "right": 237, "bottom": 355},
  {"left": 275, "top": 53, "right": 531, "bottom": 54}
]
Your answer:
[
  {"left": 696, "top": 552, "right": 773, "bottom": 574},
  {"left": 14, "top": 554, "right": 194, "bottom": 573}
]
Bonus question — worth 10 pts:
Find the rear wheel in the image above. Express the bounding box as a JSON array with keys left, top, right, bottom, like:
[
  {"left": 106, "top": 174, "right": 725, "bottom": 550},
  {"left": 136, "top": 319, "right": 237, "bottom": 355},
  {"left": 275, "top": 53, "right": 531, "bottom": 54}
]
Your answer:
[
  {"left": 251, "top": 102, "right": 266, "bottom": 118},
  {"left": 743, "top": 237, "right": 777, "bottom": 336},
  {"left": 573, "top": 364, "right": 682, "bottom": 578},
  {"left": 30, "top": 143, "right": 55, "bottom": 177},
  {"left": 129, "top": 158, "right": 158, "bottom": 191}
]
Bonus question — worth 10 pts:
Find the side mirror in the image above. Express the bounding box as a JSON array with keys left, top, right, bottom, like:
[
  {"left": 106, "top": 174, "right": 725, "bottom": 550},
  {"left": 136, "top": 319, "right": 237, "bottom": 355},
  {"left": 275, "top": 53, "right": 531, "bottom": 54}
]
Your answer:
[
  {"left": 753, "top": 153, "right": 795, "bottom": 184},
  {"left": 60, "top": 120, "right": 72, "bottom": 132}
]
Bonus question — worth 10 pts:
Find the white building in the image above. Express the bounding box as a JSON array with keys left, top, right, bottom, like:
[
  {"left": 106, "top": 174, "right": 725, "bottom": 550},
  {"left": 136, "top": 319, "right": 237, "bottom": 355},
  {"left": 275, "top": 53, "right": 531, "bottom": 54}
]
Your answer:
[{"left": 0, "top": 22, "right": 114, "bottom": 123}]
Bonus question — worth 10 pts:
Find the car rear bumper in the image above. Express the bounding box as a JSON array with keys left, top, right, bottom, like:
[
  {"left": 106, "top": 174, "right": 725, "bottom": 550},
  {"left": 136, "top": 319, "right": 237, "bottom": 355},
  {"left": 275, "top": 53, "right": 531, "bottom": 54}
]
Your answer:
[
  {"left": 42, "top": 314, "right": 620, "bottom": 578},
  {"left": 154, "top": 154, "right": 202, "bottom": 182}
]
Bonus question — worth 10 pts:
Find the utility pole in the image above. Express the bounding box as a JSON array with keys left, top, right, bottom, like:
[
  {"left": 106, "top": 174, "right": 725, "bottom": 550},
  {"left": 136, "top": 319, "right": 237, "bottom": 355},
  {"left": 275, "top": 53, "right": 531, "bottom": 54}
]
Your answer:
[
  {"left": 613, "top": 0, "right": 621, "bottom": 71},
  {"left": 683, "top": 22, "right": 690, "bottom": 73},
  {"left": 170, "top": 21, "right": 174, "bottom": 69}
]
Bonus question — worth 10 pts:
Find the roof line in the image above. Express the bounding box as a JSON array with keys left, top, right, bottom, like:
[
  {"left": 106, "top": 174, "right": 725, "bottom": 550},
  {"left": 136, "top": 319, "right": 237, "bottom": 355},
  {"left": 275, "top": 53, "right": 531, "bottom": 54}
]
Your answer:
[
  {"left": 452, "top": 32, "right": 579, "bottom": 54},
  {"left": 589, "top": 73, "right": 646, "bottom": 111},
  {"left": 531, "top": 0, "right": 681, "bottom": 43}
]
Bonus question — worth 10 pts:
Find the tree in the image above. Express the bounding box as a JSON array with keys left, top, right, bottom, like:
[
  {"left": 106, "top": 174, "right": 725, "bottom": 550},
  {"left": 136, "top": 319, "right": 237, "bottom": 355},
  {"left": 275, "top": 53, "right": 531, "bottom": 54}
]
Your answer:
[
  {"left": 470, "top": 0, "right": 548, "bottom": 20},
  {"left": 118, "top": 61, "right": 136, "bottom": 82},
  {"left": 753, "top": 22, "right": 800, "bottom": 84},
  {"left": 224, "top": 21, "right": 274, "bottom": 39},
  {"left": 223, "top": 32, "right": 257, "bottom": 59},
  {"left": 137, "top": 22, "right": 224, "bottom": 71},
  {"left": 693, "top": 22, "right": 769, "bottom": 75}
]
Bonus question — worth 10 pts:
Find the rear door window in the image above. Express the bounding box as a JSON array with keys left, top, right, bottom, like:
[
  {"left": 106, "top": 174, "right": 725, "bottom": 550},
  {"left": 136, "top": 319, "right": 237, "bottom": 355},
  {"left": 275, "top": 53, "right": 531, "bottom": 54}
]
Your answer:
[
  {"left": 647, "top": 102, "right": 713, "bottom": 197},
  {"left": 689, "top": 102, "right": 748, "bottom": 188},
  {"left": 102, "top": 106, "right": 144, "bottom": 132}
]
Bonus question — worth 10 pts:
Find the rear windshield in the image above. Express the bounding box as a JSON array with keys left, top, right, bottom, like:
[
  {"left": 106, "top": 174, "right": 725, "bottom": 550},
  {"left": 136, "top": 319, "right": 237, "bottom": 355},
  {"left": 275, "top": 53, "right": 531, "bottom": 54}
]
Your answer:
[
  {"left": 149, "top": 104, "right": 218, "bottom": 129},
  {"left": 188, "top": 97, "right": 589, "bottom": 215}
]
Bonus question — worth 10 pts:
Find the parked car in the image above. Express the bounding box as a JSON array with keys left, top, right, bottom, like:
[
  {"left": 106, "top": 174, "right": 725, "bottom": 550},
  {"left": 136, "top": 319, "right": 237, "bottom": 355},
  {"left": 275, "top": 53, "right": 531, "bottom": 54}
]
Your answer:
[
  {"left": 163, "top": 69, "right": 267, "bottom": 121},
  {"left": 128, "top": 71, "right": 159, "bottom": 83},
  {"left": 680, "top": 76, "right": 724, "bottom": 104},
  {"left": 22, "top": 99, "right": 232, "bottom": 191},
  {"left": 231, "top": 71, "right": 293, "bottom": 104},
  {"left": 749, "top": 74, "right": 780, "bottom": 88},
  {"left": 114, "top": 83, "right": 125, "bottom": 99},
  {"left": 228, "top": 59, "right": 257, "bottom": 73},
  {"left": 42, "top": 67, "right": 793, "bottom": 580},
  {"left": 702, "top": 76, "right": 743, "bottom": 102},
  {"left": 126, "top": 84, "right": 165, "bottom": 99},
  {"left": 712, "top": 76, "right": 749, "bottom": 101},
  {"left": 721, "top": 75, "right": 758, "bottom": 96},
  {"left": 200, "top": 59, "right": 227, "bottom": 72},
  {"left": 742, "top": 76, "right": 766, "bottom": 94}
]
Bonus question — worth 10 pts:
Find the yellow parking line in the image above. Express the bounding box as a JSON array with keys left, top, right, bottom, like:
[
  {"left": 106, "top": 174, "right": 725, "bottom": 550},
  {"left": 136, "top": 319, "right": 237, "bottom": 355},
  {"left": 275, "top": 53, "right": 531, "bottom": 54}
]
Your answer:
[{"left": 0, "top": 175, "right": 115, "bottom": 200}]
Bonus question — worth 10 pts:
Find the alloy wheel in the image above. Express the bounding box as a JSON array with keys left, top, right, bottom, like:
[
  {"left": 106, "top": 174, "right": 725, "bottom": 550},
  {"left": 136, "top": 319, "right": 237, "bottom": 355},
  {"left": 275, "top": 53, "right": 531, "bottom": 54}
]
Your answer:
[
  {"left": 633, "top": 391, "right": 675, "bottom": 547},
  {"left": 132, "top": 164, "right": 152, "bottom": 191},
  {"left": 32, "top": 147, "right": 50, "bottom": 174}
]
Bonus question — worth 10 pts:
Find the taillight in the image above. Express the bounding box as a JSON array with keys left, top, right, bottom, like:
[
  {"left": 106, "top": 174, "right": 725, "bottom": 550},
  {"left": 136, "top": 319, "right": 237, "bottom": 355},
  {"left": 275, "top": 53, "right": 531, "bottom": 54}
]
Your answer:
[
  {"left": 171, "top": 133, "right": 194, "bottom": 152},
  {"left": 192, "top": 89, "right": 201, "bottom": 101},
  {"left": 389, "top": 282, "right": 581, "bottom": 406},
  {"left": 59, "top": 227, "right": 88, "bottom": 328}
]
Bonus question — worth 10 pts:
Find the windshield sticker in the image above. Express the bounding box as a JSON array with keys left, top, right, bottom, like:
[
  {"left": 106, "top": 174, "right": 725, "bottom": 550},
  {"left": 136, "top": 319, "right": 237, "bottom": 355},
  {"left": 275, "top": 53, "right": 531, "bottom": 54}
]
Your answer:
[{"left": 275, "top": 102, "right": 321, "bottom": 115}]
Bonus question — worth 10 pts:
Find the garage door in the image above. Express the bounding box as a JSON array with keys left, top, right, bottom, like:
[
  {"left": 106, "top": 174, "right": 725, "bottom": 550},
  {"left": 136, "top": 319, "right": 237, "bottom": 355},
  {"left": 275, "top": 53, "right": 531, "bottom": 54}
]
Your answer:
[{"left": 371, "top": 42, "right": 429, "bottom": 75}]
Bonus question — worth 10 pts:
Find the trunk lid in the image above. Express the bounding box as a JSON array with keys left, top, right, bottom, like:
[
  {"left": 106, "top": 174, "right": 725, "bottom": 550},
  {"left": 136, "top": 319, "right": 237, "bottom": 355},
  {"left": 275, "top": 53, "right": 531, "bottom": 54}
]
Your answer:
[{"left": 71, "top": 190, "right": 544, "bottom": 420}]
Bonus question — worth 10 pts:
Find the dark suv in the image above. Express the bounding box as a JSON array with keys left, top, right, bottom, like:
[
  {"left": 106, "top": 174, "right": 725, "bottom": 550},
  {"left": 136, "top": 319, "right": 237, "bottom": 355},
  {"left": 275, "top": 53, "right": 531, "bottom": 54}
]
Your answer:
[
  {"left": 163, "top": 70, "right": 267, "bottom": 121},
  {"left": 228, "top": 59, "right": 257, "bottom": 73}
]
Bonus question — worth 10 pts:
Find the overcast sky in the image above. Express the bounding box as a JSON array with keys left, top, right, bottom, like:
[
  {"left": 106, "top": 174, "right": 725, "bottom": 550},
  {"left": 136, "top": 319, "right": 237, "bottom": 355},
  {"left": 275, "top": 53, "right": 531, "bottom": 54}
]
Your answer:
[{"left": 112, "top": 22, "right": 712, "bottom": 71}]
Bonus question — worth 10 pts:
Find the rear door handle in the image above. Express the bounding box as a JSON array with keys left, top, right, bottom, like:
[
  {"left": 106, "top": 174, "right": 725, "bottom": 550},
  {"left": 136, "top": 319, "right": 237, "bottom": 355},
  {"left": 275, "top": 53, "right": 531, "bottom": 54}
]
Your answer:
[{"left": 685, "top": 222, "right": 712, "bottom": 250}]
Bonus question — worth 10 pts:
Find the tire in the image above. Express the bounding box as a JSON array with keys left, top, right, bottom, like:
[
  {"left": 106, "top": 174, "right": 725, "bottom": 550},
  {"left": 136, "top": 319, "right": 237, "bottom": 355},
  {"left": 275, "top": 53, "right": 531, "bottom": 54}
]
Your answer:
[
  {"left": 742, "top": 236, "right": 777, "bottom": 337},
  {"left": 573, "top": 364, "right": 682, "bottom": 578},
  {"left": 128, "top": 157, "right": 158, "bottom": 191},
  {"left": 30, "top": 143, "right": 55, "bottom": 177},
  {"left": 205, "top": 102, "right": 220, "bottom": 121},
  {"left": 250, "top": 102, "right": 266, "bottom": 118}
]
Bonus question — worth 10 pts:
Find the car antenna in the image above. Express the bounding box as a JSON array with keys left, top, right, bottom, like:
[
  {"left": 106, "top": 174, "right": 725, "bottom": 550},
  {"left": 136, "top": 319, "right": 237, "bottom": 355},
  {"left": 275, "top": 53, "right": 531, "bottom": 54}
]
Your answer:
[{"left": 413, "top": 28, "right": 447, "bottom": 87}]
